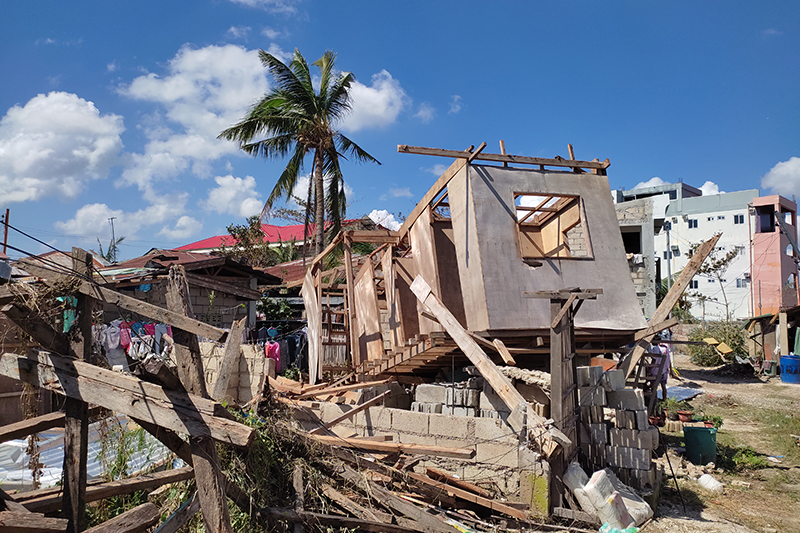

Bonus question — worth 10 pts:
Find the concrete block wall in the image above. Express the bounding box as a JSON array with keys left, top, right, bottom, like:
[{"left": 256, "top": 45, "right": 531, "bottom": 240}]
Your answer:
[
  {"left": 576, "top": 365, "right": 655, "bottom": 489},
  {"left": 301, "top": 403, "right": 544, "bottom": 498},
  {"left": 198, "top": 342, "right": 264, "bottom": 404}
]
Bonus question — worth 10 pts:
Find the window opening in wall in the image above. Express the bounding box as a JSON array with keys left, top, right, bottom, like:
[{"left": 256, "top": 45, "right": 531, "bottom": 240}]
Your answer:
[
  {"left": 734, "top": 214, "right": 745, "bottom": 224},
  {"left": 755, "top": 206, "right": 775, "bottom": 233},
  {"left": 718, "top": 215, "right": 725, "bottom": 220},
  {"left": 688, "top": 219, "right": 698, "bottom": 229},
  {"left": 736, "top": 278, "right": 749, "bottom": 288},
  {"left": 690, "top": 280, "right": 699, "bottom": 289},
  {"left": 621, "top": 227, "right": 642, "bottom": 254},
  {"left": 514, "top": 193, "right": 591, "bottom": 259}
]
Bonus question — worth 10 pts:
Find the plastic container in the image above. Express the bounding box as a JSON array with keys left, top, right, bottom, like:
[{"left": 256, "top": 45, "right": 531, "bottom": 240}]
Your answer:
[
  {"left": 684, "top": 426, "right": 717, "bottom": 465},
  {"left": 780, "top": 355, "right": 800, "bottom": 384},
  {"left": 698, "top": 474, "right": 723, "bottom": 492}
]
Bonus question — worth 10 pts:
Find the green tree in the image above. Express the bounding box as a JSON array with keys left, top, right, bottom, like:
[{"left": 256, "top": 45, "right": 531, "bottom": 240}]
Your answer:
[
  {"left": 219, "top": 49, "right": 380, "bottom": 256},
  {"left": 96, "top": 236, "right": 125, "bottom": 264},
  {"left": 216, "top": 215, "right": 299, "bottom": 268}
]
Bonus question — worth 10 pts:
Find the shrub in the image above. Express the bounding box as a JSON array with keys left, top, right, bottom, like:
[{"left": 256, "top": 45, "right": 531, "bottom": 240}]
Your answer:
[{"left": 688, "top": 321, "right": 746, "bottom": 366}]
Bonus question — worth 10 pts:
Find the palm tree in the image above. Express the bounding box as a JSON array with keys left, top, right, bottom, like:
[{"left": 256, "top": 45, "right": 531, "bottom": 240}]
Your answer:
[{"left": 219, "top": 49, "right": 380, "bottom": 257}]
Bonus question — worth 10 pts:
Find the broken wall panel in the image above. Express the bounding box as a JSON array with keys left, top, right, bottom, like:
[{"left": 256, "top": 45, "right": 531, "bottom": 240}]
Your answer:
[
  {"left": 353, "top": 260, "right": 384, "bottom": 362},
  {"left": 432, "top": 221, "right": 468, "bottom": 329},
  {"left": 381, "top": 249, "right": 402, "bottom": 351},
  {"left": 409, "top": 207, "right": 444, "bottom": 335},
  {"left": 448, "top": 165, "right": 646, "bottom": 333},
  {"left": 393, "top": 257, "right": 419, "bottom": 343}
]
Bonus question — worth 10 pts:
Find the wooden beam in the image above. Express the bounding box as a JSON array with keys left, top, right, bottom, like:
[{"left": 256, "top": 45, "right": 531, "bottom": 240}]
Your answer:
[
  {"left": 633, "top": 316, "right": 680, "bottom": 341},
  {"left": 618, "top": 233, "right": 722, "bottom": 378},
  {"left": 0, "top": 351, "right": 255, "bottom": 448},
  {"left": 344, "top": 230, "right": 400, "bottom": 244},
  {"left": 0, "top": 487, "right": 30, "bottom": 514},
  {"left": 0, "top": 411, "right": 66, "bottom": 444},
  {"left": 308, "top": 390, "right": 391, "bottom": 435},
  {"left": 62, "top": 247, "right": 91, "bottom": 533},
  {"left": 406, "top": 472, "right": 529, "bottom": 520},
  {"left": 467, "top": 141, "right": 487, "bottom": 163},
  {"left": 397, "top": 144, "right": 610, "bottom": 171},
  {"left": 309, "top": 232, "right": 344, "bottom": 271},
  {"left": 17, "top": 260, "right": 228, "bottom": 343},
  {"left": 2, "top": 303, "right": 72, "bottom": 357},
  {"left": 0, "top": 511, "right": 68, "bottom": 532},
  {"left": 550, "top": 293, "right": 578, "bottom": 329},
  {"left": 320, "top": 483, "right": 386, "bottom": 524},
  {"left": 424, "top": 467, "right": 493, "bottom": 499},
  {"left": 20, "top": 467, "right": 194, "bottom": 514},
  {"left": 166, "top": 265, "right": 233, "bottom": 533},
  {"left": 184, "top": 272, "right": 262, "bottom": 300},
  {"left": 398, "top": 157, "right": 468, "bottom": 238},
  {"left": 83, "top": 502, "right": 160, "bottom": 533},
  {"left": 309, "top": 434, "right": 474, "bottom": 459},
  {"left": 492, "top": 338, "right": 517, "bottom": 366},
  {"left": 210, "top": 317, "right": 246, "bottom": 402},
  {"left": 297, "top": 378, "right": 392, "bottom": 399}
]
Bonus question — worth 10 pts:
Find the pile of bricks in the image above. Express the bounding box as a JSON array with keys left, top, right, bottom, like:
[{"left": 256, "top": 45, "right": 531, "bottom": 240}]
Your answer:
[
  {"left": 411, "top": 378, "right": 483, "bottom": 416},
  {"left": 576, "top": 365, "right": 657, "bottom": 491}
]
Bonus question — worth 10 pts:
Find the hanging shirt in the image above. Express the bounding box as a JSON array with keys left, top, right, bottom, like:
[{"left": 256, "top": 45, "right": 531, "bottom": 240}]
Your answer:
[{"left": 266, "top": 341, "right": 281, "bottom": 373}]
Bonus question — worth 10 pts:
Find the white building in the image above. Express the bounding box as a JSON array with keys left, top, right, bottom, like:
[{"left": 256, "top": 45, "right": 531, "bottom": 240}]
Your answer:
[{"left": 614, "top": 184, "right": 759, "bottom": 321}]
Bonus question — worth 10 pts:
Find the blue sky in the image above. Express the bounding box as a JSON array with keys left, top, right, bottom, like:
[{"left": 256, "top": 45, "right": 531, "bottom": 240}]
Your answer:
[{"left": 1, "top": 1, "right": 798, "bottom": 260}]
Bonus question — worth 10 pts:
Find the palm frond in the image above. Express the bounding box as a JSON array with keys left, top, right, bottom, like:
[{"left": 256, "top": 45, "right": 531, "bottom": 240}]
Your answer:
[
  {"left": 324, "top": 72, "right": 355, "bottom": 121},
  {"left": 313, "top": 50, "right": 337, "bottom": 107},
  {"left": 336, "top": 134, "right": 381, "bottom": 165},
  {"left": 266, "top": 143, "right": 307, "bottom": 208}
]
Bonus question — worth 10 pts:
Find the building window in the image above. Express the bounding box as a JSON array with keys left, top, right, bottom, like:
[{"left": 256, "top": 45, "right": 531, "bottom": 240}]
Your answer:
[
  {"left": 734, "top": 214, "right": 745, "bottom": 224},
  {"left": 718, "top": 215, "right": 725, "bottom": 220},
  {"left": 688, "top": 219, "right": 698, "bottom": 229},
  {"left": 736, "top": 278, "right": 749, "bottom": 288},
  {"left": 690, "top": 280, "right": 699, "bottom": 289},
  {"left": 663, "top": 251, "right": 668, "bottom": 260},
  {"left": 514, "top": 193, "right": 591, "bottom": 260}
]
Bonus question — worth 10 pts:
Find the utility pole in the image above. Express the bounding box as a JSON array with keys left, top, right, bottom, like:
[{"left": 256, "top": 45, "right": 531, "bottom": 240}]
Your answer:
[
  {"left": 2, "top": 209, "right": 8, "bottom": 255},
  {"left": 108, "top": 217, "right": 117, "bottom": 263}
]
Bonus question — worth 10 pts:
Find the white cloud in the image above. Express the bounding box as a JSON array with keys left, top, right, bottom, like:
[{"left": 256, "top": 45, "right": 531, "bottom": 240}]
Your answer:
[
  {"left": 158, "top": 216, "right": 201, "bottom": 240},
  {"left": 56, "top": 198, "right": 186, "bottom": 240},
  {"left": 200, "top": 174, "right": 263, "bottom": 217},
  {"left": 118, "top": 44, "right": 268, "bottom": 192},
  {"left": 633, "top": 177, "right": 668, "bottom": 190},
  {"left": 414, "top": 103, "right": 435, "bottom": 124},
  {"left": 762, "top": 28, "right": 783, "bottom": 37},
  {"left": 761, "top": 157, "right": 800, "bottom": 197},
  {"left": 368, "top": 209, "right": 401, "bottom": 231},
  {"left": 0, "top": 92, "right": 124, "bottom": 203},
  {"left": 265, "top": 43, "right": 291, "bottom": 64},
  {"left": 424, "top": 164, "right": 449, "bottom": 176},
  {"left": 228, "top": 0, "right": 299, "bottom": 13},
  {"left": 389, "top": 186, "right": 413, "bottom": 198},
  {"left": 226, "top": 26, "right": 251, "bottom": 39},
  {"left": 288, "top": 174, "right": 353, "bottom": 210},
  {"left": 699, "top": 181, "right": 724, "bottom": 195},
  {"left": 341, "top": 70, "right": 408, "bottom": 132},
  {"left": 261, "top": 27, "right": 284, "bottom": 40},
  {"left": 107, "top": 61, "right": 118, "bottom": 72},
  {"left": 449, "top": 95, "right": 463, "bottom": 114}
]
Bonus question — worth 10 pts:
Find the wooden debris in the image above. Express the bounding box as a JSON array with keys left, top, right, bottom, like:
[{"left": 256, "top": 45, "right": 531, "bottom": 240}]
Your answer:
[
  {"left": 82, "top": 502, "right": 160, "bottom": 533},
  {"left": 308, "top": 390, "right": 390, "bottom": 435},
  {"left": 297, "top": 378, "right": 392, "bottom": 399},
  {"left": 309, "top": 434, "right": 474, "bottom": 459},
  {"left": 425, "top": 466, "right": 493, "bottom": 499},
  {"left": 0, "top": 511, "right": 68, "bottom": 532},
  {"left": 210, "top": 316, "right": 246, "bottom": 402},
  {"left": 153, "top": 492, "right": 200, "bottom": 533}
]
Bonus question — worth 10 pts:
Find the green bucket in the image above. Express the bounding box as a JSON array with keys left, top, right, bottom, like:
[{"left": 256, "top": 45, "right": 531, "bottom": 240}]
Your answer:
[{"left": 684, "top": 426, "right": 717, "bottom": 465}]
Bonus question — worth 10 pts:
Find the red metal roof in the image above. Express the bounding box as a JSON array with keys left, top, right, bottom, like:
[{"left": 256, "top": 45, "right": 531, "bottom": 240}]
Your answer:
[{"left": 176, "top": 222, "right": 336, "bottom": 251}]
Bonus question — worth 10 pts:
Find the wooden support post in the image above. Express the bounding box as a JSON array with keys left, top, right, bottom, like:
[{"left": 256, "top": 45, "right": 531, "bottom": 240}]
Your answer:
[
  {"left": 62, "top": 248, "right": 91, "bottom": 533},
  {"left": 292, "top": 461, "right": 304, "bottom": 533},
  {"left": 779, "top": 310, "right": 789, "bottom": 357},
  {"left": 166, "top": 265, "right": 233, "bottom": 533},
  {"left": 344, "top": 236, "right": 360, "bottom": 367}
]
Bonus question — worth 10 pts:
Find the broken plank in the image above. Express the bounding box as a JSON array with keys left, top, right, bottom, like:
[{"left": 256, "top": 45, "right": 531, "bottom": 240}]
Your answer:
[
  {"left": 259, "top": 507, "right": 414, "bottom": 533},
  {"left": 0, "top": 351, "right": 255, "bottom": 448},
  {"left": 210, "top": 317, "right": 246, "bottom": 402},
  {"left": 83, "top": 502, "right": 160, "bottom": 533},
  {"left": 0, "top": 511, "right": 68, "bottom": 532},
  {"left": 309, "top": 434, "right": 474, "bottom": 459},
  {"left": 0, "top": 411, "right": 67, "bottom": 444},
  {"left": 297, "top": 378, "right": 392, "bottom": 399},
  {"left": 492, "top": 338, "right": 517, "bottom": 366},
  {"left": 633, "top": 316, "right": 680, "bottom": 341},
  {"left": 320, "top": 483, "right": 386, "bottom": 524},
  {"left": 424, "top": 467, "right": 493, "bottom": 499},
  {"left": 20, "top": 467, "right": 194, "bottom": 514},
  {"left": 183, "top": 272, "right": 262, "bottom": 300},
  {"left": 308, "top": 390, "right": 391, "bottom": 435},
  {"left": 406, "top": 472, "right": 529, "bottom": 520},
  {"left": 17, "top": 260, "right": 227, "bottom": 343}
]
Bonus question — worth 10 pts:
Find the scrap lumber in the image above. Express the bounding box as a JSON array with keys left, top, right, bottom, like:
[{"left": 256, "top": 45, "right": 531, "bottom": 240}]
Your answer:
[
  {"left": 424, "top": 467, "right": 493, "bottom": 499},
  {"left": 633, "top": 316, "right": 680, "bottom": 341},
  {"left": 0, "top": 351, "right": 254, "bottom": 447},
  {"left": 0, "top": 511, "right": 68, "bottom": 532},
  {"left": 0, "top": 487, "right": 29, "bottom": 514},
  {"left": 398, "top": 156, "right": 468, "bottom": 238},
  {"left": 0, "top": 411, "right": 66, "bottom": 444},
  {"left": 19, "top": 467, "right": 194, "bottom": 514},
  {"left": 320, "top": 483, "right": 388, "bottom": 524},
  {"left": 63, "top": 247, "right": 92, "bottom": 533},
  {"left": 183, "top": 272, "right": 262, "bottom": 300},
  {"left": 405, "top": 472, "right": 529, "bottom": 521},
  {"left": 292, "top": 461, "right": 305, "bottom": 533},
  {"left": 257, "top": 507, "right": 414, "bottom": 533},
  {"left": 269, "top": 376, "right": 303, "bottom": 395},
  {"left": 308, "top": 390, "right": 391, "bottom": 435},
  {"left": 492, "top": 338, "right": 517, "bottom": 366},
  {"left": 17, "top": 259, "right": 227, "bottom": 343},
  {"left": 297, "top": 378, "right": 392, "bottom": 399},
  {"left": 309, "top": 434, "right": 475, "bottom": 459},
  {"left": 166, "top": 265, "right": 233, "bottom": 533},
  {"left": 82, "top": 502, "right": 160, "bottom": 533},
  {"left": 409, "top": 275, "right": 555, "bottom": 450},
  {"left": 153, "top": 492, "right": 200, "bottom": 533},
  {"left": 618, "top": 233, "right": 721, "bottom": 378},
  {"left": 210, "top": 316, "right": 246, "bottom": 402}
]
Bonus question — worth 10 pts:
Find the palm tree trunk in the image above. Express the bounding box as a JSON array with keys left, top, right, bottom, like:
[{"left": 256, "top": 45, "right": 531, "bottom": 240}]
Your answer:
[{"left": 314, "top": 148, "right": 325, "bottom": 257}]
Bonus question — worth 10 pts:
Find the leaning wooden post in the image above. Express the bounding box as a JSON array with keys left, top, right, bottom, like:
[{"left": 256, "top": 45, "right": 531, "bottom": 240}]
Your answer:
[
  {"left": 62, "top": 247, "right": 92, "bottom": 532},
  {"left": 166, "top": 265, "right": 233, "bottom": 533},
  {"left": 343, "top": 235, "right": 360, "bottom": 368}
]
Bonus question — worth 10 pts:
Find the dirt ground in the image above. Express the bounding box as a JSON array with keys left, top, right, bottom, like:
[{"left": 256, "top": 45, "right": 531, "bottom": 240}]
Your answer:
[{"left": 641, "top": 353, "right": 800, "bottom": 533}]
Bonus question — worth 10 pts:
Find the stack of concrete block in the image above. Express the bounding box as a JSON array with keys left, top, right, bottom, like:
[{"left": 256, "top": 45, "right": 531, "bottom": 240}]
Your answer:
[
  {"left": 603, "top": 387, "right": 657, "bottom": 487},
  {"left": 479, "top": 380, "right": 549, "bottom": 419},
  {"left": 412, "top": 379, "right": 482, "bottom": 417},
  {"left": 576, "top": 365, "right": 610, "bottom": 464}
]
